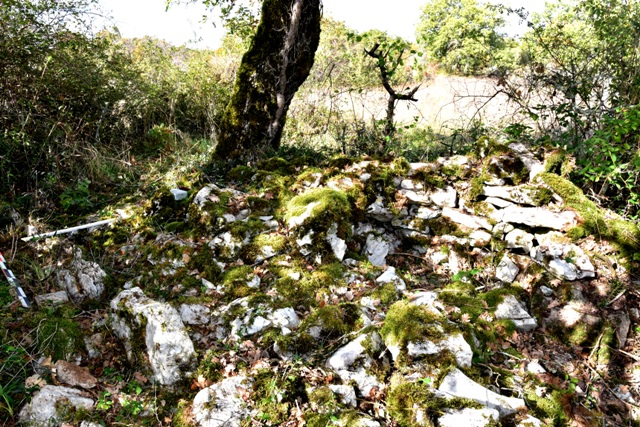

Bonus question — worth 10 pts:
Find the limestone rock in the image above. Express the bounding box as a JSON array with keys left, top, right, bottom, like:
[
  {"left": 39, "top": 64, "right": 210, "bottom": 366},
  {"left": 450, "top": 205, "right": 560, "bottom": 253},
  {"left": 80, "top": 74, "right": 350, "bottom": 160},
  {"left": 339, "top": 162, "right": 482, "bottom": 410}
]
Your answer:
[
  {"left": 469, "top": 230, "right": 492, "bottom": 247},
  {"left": 413, "top": 205, "right": 441, "bottom": 220},
  {"left": 442, "top": 207, "right": 493, "bottom": 231},
  {"left": 192, "top": 376, "right": 252, "bottom": 427},
  {"left": 482, "top": 185, "right": 549, "bottom": 206},
  {"left": 438, "top": 368, "right": 526, "bottom": 417},
  {"left": 406, "top": 333, "right": 473, "bottom": 368},
  {"left": 364, "top": 234, "right": 396, "bottom": 267},
  {"left": 485, "top": 196, "right": 513, "bottom": 208},
  {"left": 54, "top": 361, "right": 97, "bottom": 389},
  {"left": 326, "top": 223, "right": 347, "bottom": 261},
  {"left": 328, "top": 385, "right": 357, "bottom": 407},
  {"left": 429, "top": 186, "right": 457, "bottom": 208},
  {"left": 179, "top": 304, "right": 211, "bottom": 326},
  {"left": 493, "top": 206, "right": 578, "bottom": 230},
  {"left": 57, "top": 249, "right": 106, "bottom": 303},
  {"left": 110, "top": 287, "right": 196, "bottom": 385},
  {"left": 496, "top": 255, "right": 519, "bottom": 283},
  {"left": 508, "top": 142, "right": 546, "bottom": 180},
  {"left": 505, "top": 229, "right": 535, "bottom": 253},
  {"left": 366, "top": 198, "right": 394, "bottom": 222},
  {"left": 494, "top": 295, "right": 537, "bottom": 332},
  {"left": 19, "top": 385, "right": 94, "bottom": 427},
  {"left": 35, "top": 291, "right": 70, "bottom": 307},
  {"left": 438, "top": 407, "right": 500, "bottom": 427},
  {"left": 326, "top": 333, "right": 384, "bottom": 397},
  {"left": 376, "top": 267, "right": 406, "bottom": 292}
]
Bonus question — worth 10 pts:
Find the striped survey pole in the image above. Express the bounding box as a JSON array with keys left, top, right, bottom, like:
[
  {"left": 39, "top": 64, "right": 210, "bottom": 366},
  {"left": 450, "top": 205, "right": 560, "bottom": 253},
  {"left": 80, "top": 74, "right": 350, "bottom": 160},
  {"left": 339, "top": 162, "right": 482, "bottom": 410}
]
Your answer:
[{"left": 0, "top": 251, "right": 31, "bottom": 308}]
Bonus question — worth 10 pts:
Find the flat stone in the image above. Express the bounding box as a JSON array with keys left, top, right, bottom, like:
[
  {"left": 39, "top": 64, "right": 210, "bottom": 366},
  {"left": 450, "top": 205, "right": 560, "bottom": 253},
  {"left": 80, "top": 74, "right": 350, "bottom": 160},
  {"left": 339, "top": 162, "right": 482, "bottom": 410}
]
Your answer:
[
  {"left": 179, "top": 304, "right": 211, "bottom": 325},
  {"left": 270, "top": 307, "right": 300, "bottom": 334},
  {"left": 413, "top": 205, "right": 441, "bottom": 220},
  {"left": 430, "top": 186, "right": 457, "bottom": 208},
  {"left": 485, "top": 196, "right": 514, "bottom": 208},
  {"left": 35, "top": 291, "right": 69, "bottom": 307},
  {"left": 493, "top": 206, "right": 578, "bottom": 230},
  {"left": 19, "top": 385, "right": 94, "bottom": 427},
  {"left": 442, "top": 207, "right": 493, "bottom": 231},
  {"left": 495, "top": 295, "right": 537, "bottom": 332},
  {"left": 438, "top": 407, "right": 500, "bottom": 427},
  {"left": 470, "top": 230, "right": 492, "bottom": 247},
  {"left": 438, "top": 368, "right": 526, "bottom": 417},
  {"left": 482, "top": 185, "right": 548, "bottom": 206},
  {"left": 54, "top": 361, "right": 97, "bottom": 389},
  {"left": 505, "top": 229, "right": 535, "bottom": 253},
  {"left": 496, "top": 255, "right": 519, "bottom": 283},
  {"left": 111, "top": 287, "right": 196, "bottom": 385},
  {"left": 400, "top": 179, "right": 424, "bottom": 191},
  {"left": 193, "top": 376, "right": 252, "bottom": 427},
  {"left": 406, "top": 333, "right": 473, "bottom": 368},
  {"left": 403, "top": 190, "right": 431, "bottom": 205}
]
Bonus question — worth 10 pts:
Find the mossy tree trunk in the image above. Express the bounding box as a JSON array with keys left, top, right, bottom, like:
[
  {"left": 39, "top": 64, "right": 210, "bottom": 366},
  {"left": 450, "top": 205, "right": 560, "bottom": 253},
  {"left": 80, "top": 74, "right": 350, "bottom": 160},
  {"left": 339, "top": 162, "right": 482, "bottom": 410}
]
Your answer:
[{"left": 213, "top": 0, "right": 322, "bottom": 161}]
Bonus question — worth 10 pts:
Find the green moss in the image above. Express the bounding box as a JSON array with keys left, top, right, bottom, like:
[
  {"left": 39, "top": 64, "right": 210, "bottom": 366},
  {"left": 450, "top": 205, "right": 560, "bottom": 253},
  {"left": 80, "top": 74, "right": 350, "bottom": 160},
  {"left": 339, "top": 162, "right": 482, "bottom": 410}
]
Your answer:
[
  {"left": 425, "top": 217, "right": 465, "bottom": 237},
  {"left": 327, "top": 156, "right": 356, "bottom": 169},
  {"left": 301, "top": 303, "right": 362, "bottom": 340},
  {"left": 381, "top": 301, "right": 454, "bottom": 351},
  {"left": 524, "top": 386, "right": 571, "bottom": 425},
  {"left": 257, "top": 157, "right": 291, "bottom": 173},
  {"left": 285, "top": 188, "right": 351, "bottom": 229},
  {"left": 468, "top": 176, "right": 486, "bottom": 201},
  {"left": 222, "top": 265, "right": 256, "bottom": 299},
  {"left": 540, "top": 172, "right": 640, "bottom": 253},
  {"left": 370, "top": 283, "right": 400, "bottom": 306},
  {"left": 251, "top": 369, "right": 307, "bottom": 424},
  {"left": 195, "top": 350, "right": 223, "bottom": 384},
  {"left": 386, "top": 375, "right": 483, "bottom": 427},
  {"left": 188, "top": 245, "right": 222, "bottom": 283},
  {"left": 544, "top": 150, "right": 574, "bottom": 177}
]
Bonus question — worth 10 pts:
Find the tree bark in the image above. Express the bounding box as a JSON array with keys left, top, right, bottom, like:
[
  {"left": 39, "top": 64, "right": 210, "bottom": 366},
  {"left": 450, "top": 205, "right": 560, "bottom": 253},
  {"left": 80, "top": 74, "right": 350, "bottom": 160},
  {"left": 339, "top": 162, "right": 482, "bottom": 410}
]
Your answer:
[{"left": 213, "top": 0, "right": 322, "bottom": 161}]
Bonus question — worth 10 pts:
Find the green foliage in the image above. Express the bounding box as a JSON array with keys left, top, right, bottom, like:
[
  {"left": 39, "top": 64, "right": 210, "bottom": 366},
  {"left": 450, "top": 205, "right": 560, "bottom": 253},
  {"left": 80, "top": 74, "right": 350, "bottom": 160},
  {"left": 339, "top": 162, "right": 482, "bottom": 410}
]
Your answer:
[
  {"left": 416, "top": 0, "right": 515, "bottom": 75},
  {"left": 574, "top": 106, "right": 640, "bottom": 218},
  {"left": 504, "top": 0, "right": 640, "bottom": 217},
  {"left": 0, "top": 342, "right": 32, "bottom": 419}
]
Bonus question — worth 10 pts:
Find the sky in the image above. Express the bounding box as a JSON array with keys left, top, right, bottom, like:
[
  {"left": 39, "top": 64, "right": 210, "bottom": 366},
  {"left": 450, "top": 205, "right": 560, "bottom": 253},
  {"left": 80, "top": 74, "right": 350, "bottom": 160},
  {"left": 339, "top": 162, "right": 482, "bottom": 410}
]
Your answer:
[{"left": 97, "top": 0, "right": 547, "bottom": 49}]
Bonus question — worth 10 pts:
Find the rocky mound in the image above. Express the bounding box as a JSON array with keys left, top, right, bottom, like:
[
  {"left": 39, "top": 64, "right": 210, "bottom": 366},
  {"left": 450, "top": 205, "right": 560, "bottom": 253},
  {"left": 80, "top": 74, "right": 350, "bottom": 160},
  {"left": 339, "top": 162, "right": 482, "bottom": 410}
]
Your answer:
[{"left": 13, "top": 142, "right": 640, "bottom": 426}]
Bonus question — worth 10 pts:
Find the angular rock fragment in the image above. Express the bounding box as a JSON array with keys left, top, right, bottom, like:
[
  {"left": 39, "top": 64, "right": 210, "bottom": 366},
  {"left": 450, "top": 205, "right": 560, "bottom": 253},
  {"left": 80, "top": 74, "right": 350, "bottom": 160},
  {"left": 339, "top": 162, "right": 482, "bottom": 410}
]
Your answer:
[
  {"left": 492, "top": 206, "right": 578, "bottom": 230},
  {"left": 504, "top": 229, "right": 535, "bottom": 253},
  {"left": 438, "top": 407, "right": 500, "bottom": 427},
  {"left": 19, "top": 385, "right": 94, "bottom": 427},
  {"left": 494, "top": 295, "right": 537, "bottom": 332},
  {"left": 496, "top": 254, "right": 520, "bottom": 283},
  {"left": 376, "top": 267, "right": 406, "bottom": 292},
  {"left": 326, "top": 333, "right": 384, "bottom": 397},
  {"left": 438, "top": 368, "right": 526, "bottom": 417},
  {"left": 442, "top": 207, "right": 493, "bottom": 231},
  {"left": 54, "top": 360, "right": 98, "bottom": 389},
  {"left": 179, "top": 304, "right": 211, "bottom": 326},
  {"left": 193, "top": 376, "right": 252, "bottom": 427},
  {"left": 111, "top": 287, "right": 196, "bottom": 385},
  {"left": 57, "top": 249, "right": 106, "bottom": 303},
  {"left": 429, "top": 186, "right": 457, "bottom": 208}
]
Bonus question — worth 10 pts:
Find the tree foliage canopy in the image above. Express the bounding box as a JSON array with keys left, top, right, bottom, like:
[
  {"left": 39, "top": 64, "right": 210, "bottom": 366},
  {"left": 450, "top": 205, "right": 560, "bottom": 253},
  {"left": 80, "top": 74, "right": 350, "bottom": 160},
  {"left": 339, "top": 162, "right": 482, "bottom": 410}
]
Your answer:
[{"left": 416, "top": 0, "right": 513, "bottom": 75}]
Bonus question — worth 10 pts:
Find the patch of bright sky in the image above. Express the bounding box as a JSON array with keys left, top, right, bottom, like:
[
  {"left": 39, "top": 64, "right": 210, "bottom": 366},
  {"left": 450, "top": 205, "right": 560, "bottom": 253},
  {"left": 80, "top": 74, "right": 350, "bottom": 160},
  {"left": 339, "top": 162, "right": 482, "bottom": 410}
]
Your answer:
[{"left": 98, "top": 0, "right": 548, "bottom": 49}]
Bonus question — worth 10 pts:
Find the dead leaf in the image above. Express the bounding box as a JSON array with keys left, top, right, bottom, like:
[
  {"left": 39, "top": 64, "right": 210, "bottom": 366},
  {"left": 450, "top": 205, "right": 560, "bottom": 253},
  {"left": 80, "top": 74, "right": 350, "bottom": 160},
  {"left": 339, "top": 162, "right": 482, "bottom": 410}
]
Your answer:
[
  {"left": 461, "top": 313, "right": 471, "bottom": 323},
  {"left": 190, "top": 374, "right": 212, "bottom": 390},
  {"left": 134, "top": 371, "right": 148, "bottom": 384}
]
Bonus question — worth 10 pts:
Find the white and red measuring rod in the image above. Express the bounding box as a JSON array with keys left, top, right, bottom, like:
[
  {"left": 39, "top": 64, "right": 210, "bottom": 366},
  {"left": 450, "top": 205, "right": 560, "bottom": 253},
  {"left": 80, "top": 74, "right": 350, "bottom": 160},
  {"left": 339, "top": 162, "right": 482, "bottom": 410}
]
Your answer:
[{"left": 0, "top": 251, "right": 31, "bottom": 308}]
